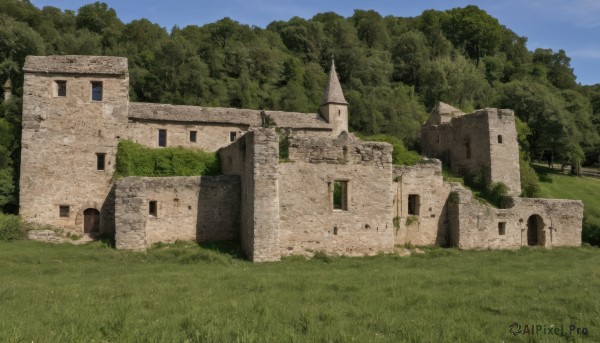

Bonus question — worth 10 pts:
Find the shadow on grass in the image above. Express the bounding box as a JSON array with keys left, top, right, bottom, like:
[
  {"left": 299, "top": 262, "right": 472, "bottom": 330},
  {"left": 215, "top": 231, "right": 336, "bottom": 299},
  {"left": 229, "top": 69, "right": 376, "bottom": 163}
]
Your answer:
[
  {"left": 198, "top": 241, "right": 245, "bottom": 260},
  {"left": 531, "top": 164, "right": 554, "bottom": 183}
]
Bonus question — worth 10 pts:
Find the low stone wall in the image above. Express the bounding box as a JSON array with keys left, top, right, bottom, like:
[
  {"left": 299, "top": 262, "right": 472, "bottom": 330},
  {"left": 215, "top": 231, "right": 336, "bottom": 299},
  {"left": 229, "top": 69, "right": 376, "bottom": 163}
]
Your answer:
[
  {"left": 393, "top": 159, "right": 451, "bottom": 246},
  {"left": 114, "top": 175, "right": 240, "bottom": 250},
  {"left": 448, "top": 184, "right": 583, "bottom": 249}
]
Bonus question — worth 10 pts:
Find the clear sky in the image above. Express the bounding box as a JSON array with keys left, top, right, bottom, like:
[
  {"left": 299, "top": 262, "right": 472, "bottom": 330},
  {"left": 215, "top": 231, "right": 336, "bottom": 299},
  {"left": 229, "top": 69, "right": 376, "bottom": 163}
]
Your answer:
[{"left": 30, "top": 0, "right": 600, "bottom": 85}]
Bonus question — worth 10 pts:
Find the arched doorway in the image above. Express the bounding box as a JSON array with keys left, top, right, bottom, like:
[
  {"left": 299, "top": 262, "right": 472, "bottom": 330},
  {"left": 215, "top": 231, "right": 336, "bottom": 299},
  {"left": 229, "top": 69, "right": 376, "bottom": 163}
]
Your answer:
[
  {"left": 526, "top": 215, "right": 544, "bottom": 246},
  {"left": 83, "top": 208, "right": 100, "bottom": 234}
]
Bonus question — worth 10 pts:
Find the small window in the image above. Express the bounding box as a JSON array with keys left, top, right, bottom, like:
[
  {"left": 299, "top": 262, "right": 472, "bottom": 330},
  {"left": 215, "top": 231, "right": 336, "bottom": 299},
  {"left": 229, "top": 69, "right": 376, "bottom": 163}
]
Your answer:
[
  {"left": 149, "top": 201, "right": 157, "bottom": 217},
  {"left": 498, "top": 222, "right": 506, "bottom": 235},
  {"left": 408, "top": 194, "right": 420, "bottom": 215},
  {"left": 229, "top": 131, "right": 237, "bottom": 142},
  {"left": 59, "top": 205, "right": 70, "bottom": 218},
  {"left": 96, "top": 153, "right": 106, "bottom": 171},
  {"left": 436, "top": 134, "right": 441, "bottom": 143},
  {"left": 158, "top": 129, "right": 167, "bottom": 147},
  {"left": 91, "top": 81, "right": 103, "bottom": 101},
  {"left": 56, "top": 81, "right": 66, "bottom": 97},
  {"left": 332, "top": 180, "right": 348, "bottom": 211},
  {"left": 497, "top": 135, "right": 503, "bottom": 144},
  {"left": 465, "top": 141, "right": 471, "bottom": 159},
  {"left": 190, "top": 131, "right": 197, "bottom": 143}
]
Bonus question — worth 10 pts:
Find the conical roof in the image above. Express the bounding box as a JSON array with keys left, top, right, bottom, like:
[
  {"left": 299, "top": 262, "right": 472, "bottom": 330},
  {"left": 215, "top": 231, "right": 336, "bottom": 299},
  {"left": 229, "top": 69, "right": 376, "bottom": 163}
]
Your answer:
[
  {"left": 320, "top": 60, "right": 348, "bottom": 105},
  {"left": 3, "top": 78, "right": 11, "bottom": 89}
]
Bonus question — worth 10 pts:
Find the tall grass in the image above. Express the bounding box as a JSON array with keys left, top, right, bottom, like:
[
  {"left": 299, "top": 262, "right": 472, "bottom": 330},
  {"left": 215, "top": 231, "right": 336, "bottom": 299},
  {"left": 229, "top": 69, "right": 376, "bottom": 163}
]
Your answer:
[{"left": 0, "top": 241, "right": 598, "bottom": 342}]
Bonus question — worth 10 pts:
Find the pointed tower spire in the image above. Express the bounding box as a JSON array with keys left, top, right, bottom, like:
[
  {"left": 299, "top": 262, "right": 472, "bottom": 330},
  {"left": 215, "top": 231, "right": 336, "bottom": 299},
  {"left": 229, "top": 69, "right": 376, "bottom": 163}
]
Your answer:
[{"left": 320, "top": 59, "right": 347, "bottom": 106}]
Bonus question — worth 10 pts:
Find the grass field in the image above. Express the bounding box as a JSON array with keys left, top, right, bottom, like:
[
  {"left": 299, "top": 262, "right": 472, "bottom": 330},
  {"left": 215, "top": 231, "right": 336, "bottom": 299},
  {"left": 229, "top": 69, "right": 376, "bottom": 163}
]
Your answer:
[{"left": 1, "top": 241, "right": 599, "bottom": 342}]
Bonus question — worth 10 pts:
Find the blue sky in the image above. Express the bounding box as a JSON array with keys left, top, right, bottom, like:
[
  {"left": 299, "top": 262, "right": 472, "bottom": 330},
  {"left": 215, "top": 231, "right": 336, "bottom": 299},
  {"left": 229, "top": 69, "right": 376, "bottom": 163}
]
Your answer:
[{"left": 31, "top": 0, "right": 600, "bottom": 85}]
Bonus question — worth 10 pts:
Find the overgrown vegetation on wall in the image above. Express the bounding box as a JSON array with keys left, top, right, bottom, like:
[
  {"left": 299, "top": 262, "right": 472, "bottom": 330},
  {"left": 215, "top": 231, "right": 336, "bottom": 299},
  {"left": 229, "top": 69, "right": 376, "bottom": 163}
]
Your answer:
[{"left": 115, "top": 140, "right": 220, "bottom": 177}]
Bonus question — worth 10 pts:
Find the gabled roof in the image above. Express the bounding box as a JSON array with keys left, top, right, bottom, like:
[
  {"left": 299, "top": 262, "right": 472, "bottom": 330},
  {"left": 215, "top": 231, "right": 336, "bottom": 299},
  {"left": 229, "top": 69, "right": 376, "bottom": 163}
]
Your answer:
[
  {"left": 432, "top": 102, "right": 465, "bottom": 117},
  {"left": 128, "top": 102, "right": 332, "bottom": 130},
  {"left": 23, "top": 55, "right": 128, "bottom": 75},
  {"left": 320, "top": 60, "right": 348, "bottom": 106}
]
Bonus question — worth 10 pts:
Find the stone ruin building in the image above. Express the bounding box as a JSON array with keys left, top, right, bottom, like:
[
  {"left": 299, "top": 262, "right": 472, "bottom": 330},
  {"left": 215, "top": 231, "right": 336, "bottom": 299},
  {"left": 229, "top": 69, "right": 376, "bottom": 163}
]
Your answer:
[{"left": 19, "top": 55, "right": 583, "bottom": 262}]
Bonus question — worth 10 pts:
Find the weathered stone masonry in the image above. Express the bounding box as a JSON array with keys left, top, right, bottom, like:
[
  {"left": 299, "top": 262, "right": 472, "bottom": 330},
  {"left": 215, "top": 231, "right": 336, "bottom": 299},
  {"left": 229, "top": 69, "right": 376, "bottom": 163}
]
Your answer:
[{"left": 20, "top": 55, "right": 584, "bottom": 262}]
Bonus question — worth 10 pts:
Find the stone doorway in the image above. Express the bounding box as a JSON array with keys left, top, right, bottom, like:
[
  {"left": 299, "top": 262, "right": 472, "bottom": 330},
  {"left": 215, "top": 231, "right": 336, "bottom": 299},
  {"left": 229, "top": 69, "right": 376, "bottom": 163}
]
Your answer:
[
  {"left": 83, "top": 208, "right": 100, "bottom": 234},
  {"left": 526, "top": 214, "right": 544, "bottom": 246}
]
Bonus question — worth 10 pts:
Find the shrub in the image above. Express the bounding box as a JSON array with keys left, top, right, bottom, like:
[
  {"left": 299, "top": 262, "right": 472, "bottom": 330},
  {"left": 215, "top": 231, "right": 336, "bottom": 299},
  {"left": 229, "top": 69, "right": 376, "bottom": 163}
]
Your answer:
[
  {"left": 115, "top": 140, "right": 220, "bottom": 177},
  {"left": 519, "top": 152, "right": 541, "bottom": 197},
  {"left": 582, "top": 211, "right": 600, "bottom": 246},
  {"left": 0, "top": 213, "right": 26, "bottom": 241},
  {"left": 487, "top": 182, "right": 508, "bottom": 206}
]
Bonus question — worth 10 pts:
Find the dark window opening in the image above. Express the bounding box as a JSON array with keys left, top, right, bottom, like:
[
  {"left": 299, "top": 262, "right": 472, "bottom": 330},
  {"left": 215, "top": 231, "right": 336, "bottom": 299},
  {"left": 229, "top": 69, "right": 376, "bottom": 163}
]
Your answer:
[
  {"left": 158, "top": 129, "right": 167, "bottom": 147},
  {"left": 338, "top": 109, "right": 341, "bottom": 116},
  {"left": 149, "top": 201, "right": 157, "bottom": 217},
  {"left": 334, "top": 226, "right": 338, "bottom": 235},
  {"left": 498, "top": 222, "right": 506, "bottom": 235},
  {"left": 333, "top": 180, "right": 348, "bottom": 211},
  {"left": 229, "top": 131, "right": 237, "bottom": 142},
  {"left": 408, "top": 194, "right": 420, "bottom": 215},
  {"left": 96, "top": 153, "right": 106, "bottom": 171},
  {"left": 436, "top": 134, "right": 441, "bottom": 143},
  {"left": 498, "top": 135, "right": 503, "bottom": 144},
  {"left": 465, "top": 141, "right": 471, "bottom": 159},
  {"left": 91, "top": 81, "right": 103, "bottom": 101},
  {"left": 190, "top": 131, "right": 197, "bottom": 142},
  {"left": 56, "top": 81, "right": 66, "bottom": 97},
  {"left": 59, "top": 205, "right": 70, "bottom": 218}
]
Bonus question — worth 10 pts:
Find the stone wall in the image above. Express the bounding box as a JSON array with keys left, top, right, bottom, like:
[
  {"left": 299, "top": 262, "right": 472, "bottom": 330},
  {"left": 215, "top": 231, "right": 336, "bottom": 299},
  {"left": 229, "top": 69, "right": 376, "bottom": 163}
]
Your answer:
[
  {"left": 421, "top": 108, "right": 521, "bottom": 196},
  {"left": 126, "top": 120, "right": 249, "bottom": 152},
  {"left": 392, "top": 159, "right": 451, "bottom": 246},
  {"left": 114, "top": 175, "right": 240, "bottom": 249},
  {"left": 20, "top": 70, "right": 129, "bottom": 235},
  {"left": 220, "top": 128, "right": 281, "bottom": 262},
  {"left": 278, "top": 132, "right": 395, "bottom": 257},
  {"left": 448, "top": 184, "right": 583, "bottom": 249}
]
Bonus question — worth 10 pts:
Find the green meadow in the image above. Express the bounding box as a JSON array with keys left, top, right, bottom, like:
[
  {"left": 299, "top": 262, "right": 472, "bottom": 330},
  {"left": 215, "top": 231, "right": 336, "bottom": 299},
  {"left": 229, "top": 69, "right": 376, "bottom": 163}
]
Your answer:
[{"left": 0, "top": 241, "right": 599, "bottom": 342}]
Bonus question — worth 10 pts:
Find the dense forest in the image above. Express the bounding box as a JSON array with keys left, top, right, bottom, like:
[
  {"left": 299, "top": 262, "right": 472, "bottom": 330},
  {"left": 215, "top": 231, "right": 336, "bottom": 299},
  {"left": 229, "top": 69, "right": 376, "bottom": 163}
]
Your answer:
[{"left": 1, "top": 0, "right": 600, "bottom": 214}]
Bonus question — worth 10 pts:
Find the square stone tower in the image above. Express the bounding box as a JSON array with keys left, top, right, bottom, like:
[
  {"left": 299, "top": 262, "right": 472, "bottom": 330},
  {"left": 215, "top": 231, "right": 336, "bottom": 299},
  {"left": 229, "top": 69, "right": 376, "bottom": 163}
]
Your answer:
[{"left": 20, "top": 55, "right": 129, "bottom": 235}]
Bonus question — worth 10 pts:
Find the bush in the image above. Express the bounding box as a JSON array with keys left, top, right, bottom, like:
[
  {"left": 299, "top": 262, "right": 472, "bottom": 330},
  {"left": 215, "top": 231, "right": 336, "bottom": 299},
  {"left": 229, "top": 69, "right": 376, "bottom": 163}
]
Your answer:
[
  {"left": 0, "top": 213, "right": 26, "bottom": 241},
  {"left": 115, "top": 140, "right": 220, "bottom": 177},
  {"left": 519, "top": 152, "right": 541, "bottom": 197},
  {"left": 487, "top": 182, "right": 508, "bottom": 206},
  {"left": 582, "top": 211, "right": 600, "bottom": 246},
  {"left": 356, "top": 134, "right": 421, "bottom": 165}
]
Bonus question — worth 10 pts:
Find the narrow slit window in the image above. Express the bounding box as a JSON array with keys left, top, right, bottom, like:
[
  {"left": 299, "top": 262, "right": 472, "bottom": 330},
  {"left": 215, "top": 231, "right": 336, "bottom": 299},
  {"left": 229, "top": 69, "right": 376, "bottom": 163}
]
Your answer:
[
  {"left": 497, "top": 135, "right": 503, "bottom": 144},
  {"left": 229, "top": 131, "right": 237, "bottom": 142},
  {"left": 158, "top": 129, "right": 167, "bottom": 147},
  {"left": 149, "top": 201, "right": 157, "bottom": 217},
  {"left": 332, "top": 180, "right": 348, "bottom": 211},
  {"left": 465, "top": 141, "right": 471, "bottom": 159},
  {"left": 56, "top": 81, "right": 66, "bottom": 97},
  {"left": 91, "top": 81, "right": 103, "bottom": 101},
  {"left": 498, "top": 222, "right": 506, "bottom": 235},
  {"left": 190, "top": 131, "right": 197, "bottom": 143},
  {"left": 408, "top": 194, "right": 420, "bottom": 215},
  {"left": 96, "top": 153, "right": 106, "bottom": 171},
  {"left": 59, "top": 205, "right": 70, "bottom": 218}
]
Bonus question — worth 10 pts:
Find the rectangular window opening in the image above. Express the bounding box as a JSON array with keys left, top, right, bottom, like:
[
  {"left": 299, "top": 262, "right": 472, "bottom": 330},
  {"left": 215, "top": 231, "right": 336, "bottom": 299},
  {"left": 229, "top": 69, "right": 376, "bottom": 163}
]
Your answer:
[
  {"left": 149, "top": 200, "right": 157, "bottom": 217},
  {"left": 96, "top": 153, "right": 106, "bottom": 171},
  {"left": 229, "top": 131, "right": 237, "bottom": 142},
  {"left": 56, "top": 81, "right": 67, "bottom": 97},
  {"left": 158, "top": 129, "right": 167, "bottom": 147},
  {"left": 408, "top": 194, "right": 420, "bottom": 215},
  {"left": 91, "top": 81, "right": 103, "bottom": 101},
  {"left": 332, "top": 180, "right": 348, "bottom": 211},
  {"left": 498, "top": 222, "right": 506, "bottom": 235},
  {"left": 465, "top": 141, "right": 471, "bottom": 159},
  {"left": 497, "top": 135, "right": 503, "bottom": 144},
  {"left": 190, "top": 131, "right": 197, "bottom": 143},
  {"left": 59, "top": 205, "right": 70, "bottom": 218}
]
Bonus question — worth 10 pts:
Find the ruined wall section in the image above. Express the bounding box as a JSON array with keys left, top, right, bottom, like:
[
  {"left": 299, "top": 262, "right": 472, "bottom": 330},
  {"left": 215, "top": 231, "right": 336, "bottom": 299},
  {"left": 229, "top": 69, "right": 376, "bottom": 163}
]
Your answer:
[
  {"left": 448, "top": 184, "right": 582, "bottom": 249},
  {"left": 487, "top": 109, "right": 521, "bottom": 196},
  {"left": 220, "top": 128, "right": 281, "bottom": 262},
  {"left": 114, "top": 176, "right": 240, "bottom": 249},
  {"left": 421, "top": 123, "right": 453, "bottom": 166},
  {"left": 278, "top": 132, "right": 394, "bottom": 257},
  {"left": 20, "top": 69, "right": 129, "bottom": 234},
  {"left": 447, "top": 110, "right": 492, "bottom": 179},
  {"left": 392, "top": 159, "right": 451, "bottom": 246}
]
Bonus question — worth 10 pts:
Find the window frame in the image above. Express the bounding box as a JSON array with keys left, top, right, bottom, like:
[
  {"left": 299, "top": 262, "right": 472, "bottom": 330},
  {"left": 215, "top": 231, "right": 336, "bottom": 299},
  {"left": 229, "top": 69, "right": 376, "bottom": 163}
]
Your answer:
[
  {"left": 149, "top": 200, "right": 157, "bottom": 217},
  {"left": 59, "top": 205, "right": 70, "bottom": 218},
  {"left": 55, "top": 80, "right": 67, "bottom": 97},
  {"left": 408, "top": 194, "right": 420, "bottom": 216},
  {"left": 497, "top": 135, "right": 503, "bottom": 144},
  {"left": 190, "top": 131, "right": 197, "bottom": 143},
  {"left": 158, "top": 129, "right": 167, "bottom": 147},
  {"left": 498, "top": 222, "right": 506, "bottom": 235},
  {"left": 229, "top": 131, "right": 237, "bottom": 142},
  {"left": 91, "top": 81, "right": 103, "bottom": 101},
  {"left": 96, "top": 153, "right": 106, "bottom": 171},
  {"left": 332, "top": 180, "right": 349, "bottom": 212}
]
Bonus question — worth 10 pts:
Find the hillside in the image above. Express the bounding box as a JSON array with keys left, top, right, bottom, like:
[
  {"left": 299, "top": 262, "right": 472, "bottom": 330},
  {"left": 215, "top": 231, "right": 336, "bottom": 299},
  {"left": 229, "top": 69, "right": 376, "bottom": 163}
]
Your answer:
[{"left": 0, "top": 0, "right": 599, "bottom": 215}]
